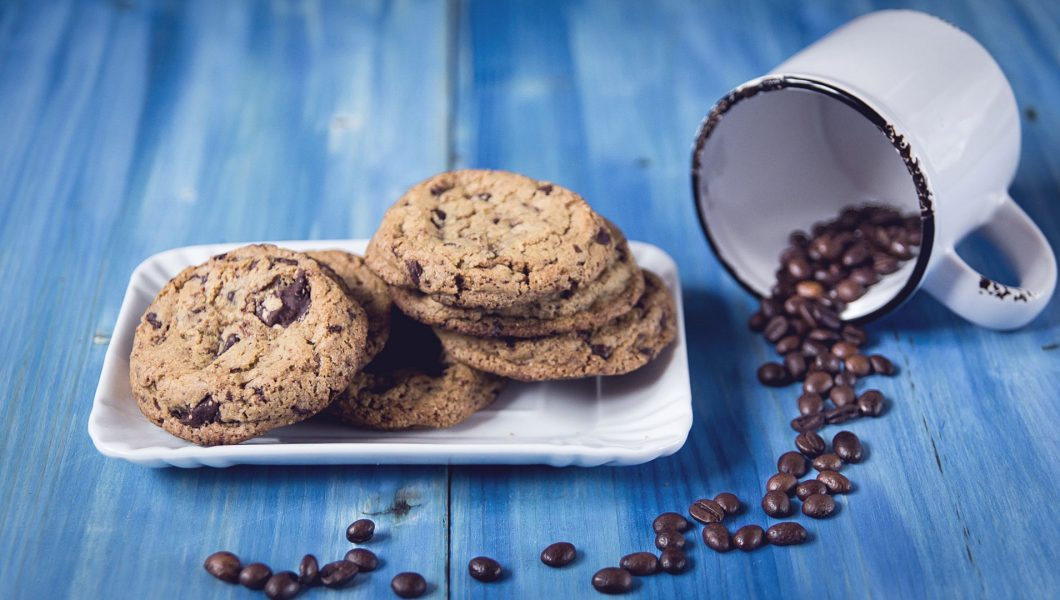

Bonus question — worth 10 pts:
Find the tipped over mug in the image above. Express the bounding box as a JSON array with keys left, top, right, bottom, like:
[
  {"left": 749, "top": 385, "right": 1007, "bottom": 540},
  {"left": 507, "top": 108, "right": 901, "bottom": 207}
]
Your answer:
[{"left": 692, "top": 9, "right": 1056, "bottom": 330}]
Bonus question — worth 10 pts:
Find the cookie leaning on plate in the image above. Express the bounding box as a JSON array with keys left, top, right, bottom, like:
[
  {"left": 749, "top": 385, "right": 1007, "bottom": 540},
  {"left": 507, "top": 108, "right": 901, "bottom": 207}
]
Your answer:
[
  {"left": 307, "top": 250, "right": 391, "bottom": 362},
  {"left": 365, "top": 169, "right": 617, "bottom": 309},
  {"left": 435, "top": 270, "right": 677, "bottom": 381},
  {"left": 129, "top": 244, "right": 369, "bottom": 446}
]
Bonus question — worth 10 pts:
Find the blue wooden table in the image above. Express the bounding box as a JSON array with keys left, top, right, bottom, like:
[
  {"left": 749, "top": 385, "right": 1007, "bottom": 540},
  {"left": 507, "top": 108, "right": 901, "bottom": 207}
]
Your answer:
[{"left": 2, "top": 1, "right": 1058, "bottom": 598}]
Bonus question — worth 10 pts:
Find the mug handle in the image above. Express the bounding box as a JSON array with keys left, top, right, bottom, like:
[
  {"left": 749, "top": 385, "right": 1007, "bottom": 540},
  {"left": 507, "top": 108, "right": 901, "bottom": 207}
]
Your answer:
[{"left": 923, "top": 193, "right": 1057, "bottom": 330}]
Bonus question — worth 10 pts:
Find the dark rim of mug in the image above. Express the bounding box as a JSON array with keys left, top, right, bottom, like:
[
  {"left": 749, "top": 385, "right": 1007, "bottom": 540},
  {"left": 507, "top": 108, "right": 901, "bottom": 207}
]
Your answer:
[{"left": 690, "top": 75, "right": 936, "bottom": 325}]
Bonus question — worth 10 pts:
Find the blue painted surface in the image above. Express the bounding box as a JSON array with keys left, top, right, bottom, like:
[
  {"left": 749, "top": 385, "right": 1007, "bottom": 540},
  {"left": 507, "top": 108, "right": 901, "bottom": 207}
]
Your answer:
[{"left": 1, "top": 1, "right": 1058, "bottom": 598}]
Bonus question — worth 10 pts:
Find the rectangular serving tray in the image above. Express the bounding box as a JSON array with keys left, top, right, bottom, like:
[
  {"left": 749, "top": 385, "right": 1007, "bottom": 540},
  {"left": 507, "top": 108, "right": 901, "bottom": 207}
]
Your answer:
[{"left": 88, "top": 240, "right": 692, "bottom": 467}]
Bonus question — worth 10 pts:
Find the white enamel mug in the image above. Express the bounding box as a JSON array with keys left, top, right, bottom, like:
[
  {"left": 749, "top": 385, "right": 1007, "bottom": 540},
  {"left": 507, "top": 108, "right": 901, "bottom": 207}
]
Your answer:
[{"left": 692, "top": 9, "right": 1056, "bottom": 330}]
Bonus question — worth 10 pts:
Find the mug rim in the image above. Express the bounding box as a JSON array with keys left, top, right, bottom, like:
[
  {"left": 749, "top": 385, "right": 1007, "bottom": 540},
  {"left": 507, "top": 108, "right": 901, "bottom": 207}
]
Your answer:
[{"left": 690, "top": 74, "right": 936, "bottom": 325}]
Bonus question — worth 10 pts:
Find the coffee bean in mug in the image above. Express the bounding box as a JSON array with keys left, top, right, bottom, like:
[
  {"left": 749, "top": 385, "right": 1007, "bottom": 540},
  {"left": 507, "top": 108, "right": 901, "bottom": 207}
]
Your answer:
[
  {"left": 766, "top": 472, "right": 798, "bottom": 496},
  {"left": 592, "top": 567, "right": 634, "bottom": 594},
  {"left": 468, "top": 556, "right": 503, "bottom": 582},
  {"left": 655, "top": 530, "right": 687, "bottom": 551},
  {"left": 702, "top": 523, "right": 732, "bottom": 552},
  {"left": 391, "top": 572, "right": 427, "bottom": 598},
  {"left": 795, "top": 480, "right": 830, "bottom": 502},
  {"left": 761, "top": 491, "right": 792, "bottom": 517},
  {"left": 812, "top": 453, "right": 843, "bottom": 472},
  {"left": 713, "top": 492, "right": 742, "bottom": 515},
  {"left": 264, "top": 572, "right": 301, "bottom": 600},
  {"left": 795, "top": 431, "right": 826, "bottom": 458},
  {"left": 319, "top": 561, "right": 358, "bottom": 588},
  {"left": 298, "top": 554, "right": 320, "bottom": 586},
  {"left": 239, "top": 563, "right": 272, "bottom": 590},
  {"left": 858, "top": 389, "right": 886, "bottom": 416},
  {"left": 619, "top": 552, "right": 659, "bottom": 576},
  {"left": 652, "top": 512, "right": 691, "bottom": 533},
  {"left": 803, "top": 493, "right": 837, "bottom": 519},
  {"left": 766, "top": 522, "right": 808, "bottom": 546},
  {"left": 346, "top": 518, "right": 375, "bottom": 543},
  {"left": 659, "top": 549, "right": 687, "bottom": 574},
  {"left": 818, "top": 470, "right": 853, "bottom": 494},
  {"left": 689, "top": 498, "right": 726, "bottom": 524},
  {"left": 732, "top": 525, "right": 766, "bottom": 551},
  {"left": 777, "top": 451, "right": 808, "bottom": 476},
  {"left": 833, "top": 430, "right": 864, "bottom": 463},
  {"left": 540, "top": 542, "right": 577, "bottom": 567}
]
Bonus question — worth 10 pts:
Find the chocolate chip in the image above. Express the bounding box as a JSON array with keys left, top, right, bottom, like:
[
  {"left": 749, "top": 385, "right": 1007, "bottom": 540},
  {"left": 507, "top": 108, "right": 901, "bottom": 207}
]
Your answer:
[
  {"left": 537, "top": 184, "right": 554, "bottom": 194},
  {"left": 595, "top": 228, "right": 612, "bottom": 245},
  {"left": 591, "top": 344, "right": 613, "bottom": 359},
  {"left": 327, "top": 325, "right": 343, "bottom": 333},
  {"left": 180, "top": 395, "right": 220, "bottom": 428},
  {"left": 406, "top": 260, "right": 423, "bottom": 287},
  {"left": 432, "top": 208, "right": 447, "bottom": 221},
  {"left": 226, "top": 291, "right": 235, "bottom": 302},
  {"left": 429, "top": 181, "right": 453, "bottom": 195},
  {"left": 257, "top": 270, "right": 312, "bottom": 327},
  {"left": 145, "top": 312, "right": 162, "bottom": 329},
  {"left": 218, "top": 334, "right": 240, "bottom": 355}
]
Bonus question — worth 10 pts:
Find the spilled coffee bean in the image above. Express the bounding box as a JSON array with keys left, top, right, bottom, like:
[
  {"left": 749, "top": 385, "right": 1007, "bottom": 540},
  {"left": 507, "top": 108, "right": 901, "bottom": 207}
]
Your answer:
[
  {"left": 344, "top": 548, "right": 379, "bottom": 572},
  {"left": 592, "top": 567, "right": 633, "bottom": 594},
  {"left": 689, "top": 498, "right": 726, "bottom": 524},
  {"left": 732, "top": 525, "right": 766, "bottom": 551},
  {"left": 346, "top": 518, "right": 375, "bottom": 543},
  {"left": 652, "top": 512, "right": 690, "bottom": 533},
  {"left": 239, "top": 563, "right": 272, "bottom": 590},
  {"left": 619, "top": 552, "right": 659, "bottom": 576},
  {"left": 204, "top": 551, "right": 241, "bottom": 583},
  {"left": 702, "top": 523, "right": 732, "bottom": 552},
  {"left": 766, "top": 522, "right": 807, "bottom": 546},
  {"left": 468, "top": 556, "right": 503, "bottom": 582},
  {"left": 713, "top": 492, "right": 741, "bottom": 515},
  {"left": 655, "top": 530, "right": 687, "bottom": 551},
  {"left": 264, "top": 572, "right": 300, "bottom": 600},
  {"left": 803, "top": 493, "right": 837, "bottom": 519},
  {"left": 541, "top": 542, "right": 577, "bottom": 567},
  {"left": 391, "top": 572, "right": 427, "bottom": 598},
  {"left": 833, "top": 430, "right": 864, "bottom": 463},
  {"left": 659, "top": 549, "right": 687, "bottom": 574},
  {"left": 319, "top": 561, "right": 358, "bottom": 588}
]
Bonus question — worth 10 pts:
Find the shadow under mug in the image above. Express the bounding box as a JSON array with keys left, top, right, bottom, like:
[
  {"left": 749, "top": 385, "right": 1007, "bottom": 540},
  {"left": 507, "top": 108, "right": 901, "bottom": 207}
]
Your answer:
[{"left": 692, "top": 9, "right": 1056, "bottom": 330}]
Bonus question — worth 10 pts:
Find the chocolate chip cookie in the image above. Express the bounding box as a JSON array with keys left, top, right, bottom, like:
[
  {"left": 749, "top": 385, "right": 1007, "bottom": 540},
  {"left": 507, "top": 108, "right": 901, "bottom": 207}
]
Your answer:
[
  {"left": 130, "top": 244, "right": 369, "bottom": 446},
  {"left": 365, "top": 169, "right": 616, "bottom": 309},
  {"left": 306, "top": 250, "right": 391, "bottom": 362},
  {"left": 435, "top": 270, "right": 677, "bottom": 381},
  {"left": 329, "top": 312, "right": 505, "bottom": 430}
]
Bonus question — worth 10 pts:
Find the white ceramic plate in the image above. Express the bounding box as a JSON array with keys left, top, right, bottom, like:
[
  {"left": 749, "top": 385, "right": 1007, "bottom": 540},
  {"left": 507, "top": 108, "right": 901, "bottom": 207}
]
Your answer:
[{"left": 88, "top": 240, "right": 692, "bottom": 468}]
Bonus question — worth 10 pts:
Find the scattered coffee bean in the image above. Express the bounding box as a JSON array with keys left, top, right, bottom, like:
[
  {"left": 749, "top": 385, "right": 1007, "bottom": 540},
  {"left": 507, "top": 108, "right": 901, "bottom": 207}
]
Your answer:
[
  {"left": 204, "top": 551, "right": 241, "bottom": 584},
  {"left": 702, "top": 523, "right": 732, "bottom": 552},
  {"left": 468, "top": 556, "right": 503, "bottom": 582},
  {"left": 833, "top": 431, "right": 864, "bottom": 463},
  {"left": 812, "top": 453, "right": 843, "bottom": 472},
  {"left": 845, "top": 354, "right": 872, "bottom": 376},
  {"left": 757, "top": 362, "right": 789, "bottom": 387},
  {"left": 391, "top": 572, "right": 427, "bottom": 598},
  {"left": 320, "top": 561, "right": 358, "bottom": 588},
  {"left": 659, "top": 549, "right": 687, "bottom": 574},
  {"left": 748, "top": 311, "right": 766, "bottom": 332},
  {"left": 808, "top": 327, "right": 839, "bottom": 343},
  {"left": 790, "top": 413, "right": 825, "bottom": 433},
  {"left": 239, "top": 563, "right": 272, "bottom": 590},
  {"left": 869, "top": 354, "right": 895, "bottom": 375},
  {"left": 346, "top": 518, "right": 375, "bottom": 543},
  {"left": 298, "top": 554, "right": 319, "bottom": 587},
  {"left": 713, "top": 492, "right": 741, "bottom": 515},
  {"left": 777, "top": 451, "right": 808, "bottom": 477},
  {"left": 541, "top": 542, "right": 577, "bottom": 567},
  {"left": 804, "top": 371, "right": 833, "bottom": 394},
  {"left": 652, "top": 512, "right": 691, "bottom": 533},
  {"left": 840, "top": 324, "right": 867, "bottom": 345},
  {"left": 766, "top": 472, "right": 798, "bottom": 496},
  {"left": 776, "top": 335, "right": 801, "bottom": 355},
  {"left": 784, "top": 352, "right": 807, "bottom": 379},
  {"left": 766, "top": 522, "right": 808, "bottom": 546},
  {"left": 264, "top": 572, "right": 300, "bottom": 600},
  {"left": 834, "top": 371, "right": 858, "bottom": 388},
  {"left": 655, "top": 530, "right": 687, "bottom": 551},
  {"left": 795, "top": 480, "right": 830, "bottom": 501},
  {"left": 795, "top": 431, "right": 826, "bottom": 458},
  {"left": 619, "top": 552, "right": 659, "bottom": 576},
  {"left": 803, "top": 493, "right": 837, "bottom": 518},
  {"left": 830, "top": 384, "right": 856, "bottom": 407},
  {"left": 858, "top": 389, "right": 885, "bottom": 416},
  {"left": 344, "top": 548, "right": 379, "bottom": 572},
  {"left": 835, "top": 279, "right": 865, "bottom": 302},
  {"left": 689, "top": 498, "right": 726, "bottom": 524},
  {"left": 732, "top": 525, "right": 766, "bottom": 551},
  {"left": 592, "top": 567, "right": 634, "bottom": 594},
  {"left": 761, "top": 490, "right": 792, "bottom": 517},
  {"left": 824, "top": 404, "right": 861, "bottom": 424},
  {"left": 797, "top": 392, "right": 824, "bottom": 415},
  {"left": 764, "top": 316, "right": 790, "bottom": 343},
  {"left": 831, "top": 341, "right": 858, "bottom": 359},
  {"left": 801, "top": 338, "right": 829, "bottom": 357},
  {"left": 818, "top": 470, "right": 853, "bottom": 494}
]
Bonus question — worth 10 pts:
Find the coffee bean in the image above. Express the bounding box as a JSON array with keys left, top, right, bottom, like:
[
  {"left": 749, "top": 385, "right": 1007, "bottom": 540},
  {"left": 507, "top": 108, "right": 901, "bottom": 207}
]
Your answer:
[
  {"left": 264, "top": 572, "right": 300, "bottom": 600},
  {"left": 801, "top": 338, "right": 828, "bottom": 358},
  {"left": 797, "top": 392, "right": 824, "bottom": 415},
  {"left": 748, "top": 312, "right": 766, "bottom": 332},
  {"left": 659, "top": 549, "right": 687, "bottom": 574},
  {"left": 795, "top": 480, "right": 830, "bottom": 501},
  {"left": 803, "top": 493, "right": 837, "bottom": 518},
  {"left": 760, "top": 298, "right": 782, "bottom": 318},
  {"left": 808, "top": 328, "right": 839, "bottom": 343},
  {"left": 713, "top": 492, "right": 742, "bottom": 515},
  {"left": 319, "top": 560, "right": 358, "bottom": 588},
  {"left": 732, "top": 525, "right": 766, "bottom": 551},
  {"left": 766, "top": 472, "right": 797, "bottom": 496},
  {"left": 813, "top": 453, "right": 843, "bottom": 472},
  {"left": 833, "top": 431, "right": 864, "bottom": 463},
  {"left": 777, "top": 451, "right": 808, "bottom": 477},
  {"left": 795, "top": 431, "right": 826, "bottom": 458},
  {"left": 834, "top": 371, "right": 858, "bottom": 388},
  {"left": 845, "top": 354, "right": 872, "bottom": 376},
  {"left": 815, "top": 305, "right": 842, "bottom": 330},
  {"left": 344, "top": 548, "right": 379, "bottom": 572},
  {"left": 796, "top": 280, "right": 825, "bottom": 299},
  {"left": 824, "top": 404, "right": 861, "bottom": 424},
  {"left": 842, "top": 242, "right": 871, "bottom": 267},
  {"left": 757, "top": 362, "right": 789, "bottom": 386},
  {"left": 761, "top": 491, "right": 792, "bottom": 517},
  {"left": 540, "top": 542, "right": 577, "bottom": 567},
  {"left": 592, "top": 567, "right": 633, "bottom": 594},
  {"left": 869, "top": 354, "right": 895, "bottom": 375},
  {"left": 813, "top": 353, "right": 842, "bottom": 374},
  {"left": 783, "top": 352, "right": 807, "bottom": 379},
  {"left": 787, "top": 257, "right": 812, "bottom": 279},
  {"left": 468, "top": 556, "right": 503, "bottom": 582},
  {"left": 689, "top": 499, "right": 726, "bottom": 524},
  {"left": 831, "top": 341, "right": 858, "bottom": 359},
  {"left": 858, "top": 389, "right": 885, "bottom": 416},
  {"left": 346, "top": 518, "right": 375, "bottom": 543},
  {"left": 655, "top": 530, "right": 687, "bottom": 550},
  {"left": 840, "top": 324, "right": 867, "bottom": 345},
  {"left": 791, "top": 413, "right": 825, "bottom": 433},
  {"left": 298, "top": 555, "right": 319, "bottom": 586},
  {"left": 775, "top": 335, "right": 802, "bottom": 355},
  {"left": 766, "top": 522, "right": 808, "bottom": 546},
  {"left": 764, "top": 316, "right": 790, "bottom": 343},
  {"left": 830, "top": 384, "right": 856, "bottom": 407},
  {"left": 619, "top": 552, "right": 659, "bottom": 576},
  {"left": 804, "top": 371, "right": 833, "bottom": 394},
  {"left": 391, "top": 572, "right": 427, "bottom": 598},
  {"left": 652, "top": 512, "right": 690, "bottom": 533},
  {"left": 874, "top": 253, "right": 899, "bottom": 274},
  {"left": 850, "top": 266, "right": 880, "bottom": 286},
  {"left": 239, "top": 563, "right": 272, "bottom": 590},
  {"left": 702, "top": 523, "right": 732, "bottom": 552},
  {"left": 818, "top": 470, "right": 853, "bottom": 494},
  {"left": 204, "top": 551, "right": 241, "bottom": 583},
  {"left": 835, "top": 278, "right": 865, "bottom": 302}
]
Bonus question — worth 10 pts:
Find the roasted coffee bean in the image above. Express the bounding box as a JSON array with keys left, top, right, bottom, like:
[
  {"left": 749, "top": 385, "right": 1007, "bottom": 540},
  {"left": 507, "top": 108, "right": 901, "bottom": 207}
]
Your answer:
[
  {"left": 764, "top": 316, "right": 790, "bottom": 343},
  {"left": 776, "top": 335, "right": 802, "bottom": 355},
  {"left": 834, "top": 371, "right": 858, "bottom": 388},
  {"left": 797, "top": 392, "right": 824, "bottom": 415},
  {"left": 760, "top": 298, "right": 782, "bottom": 318},
  {"left": 803, "top": 493, "right": 837, "bottom": 518},
  {"left": 204, "top": 551, "right": 241, "bottom": 583},
  {"left": 840, "top": 324, "right": 867, "bottom": 345},
  {"left": 842, "top": 242, "right": 871, "bottom": 267},
  {"left": 619, "top": 552, "right": 659, "bottom": 576},
  {"left": 845, "top": 354, "right": 872, "bottom": 376},
  {"left": 766, "top": 522, "right": 808, "bottom": 546},
  {"left": 761, "top": 491, "right": 792, "bottom": 517},
  {"left": 815, "top": 305, "right": 842, "bottom": 330},
  {"left": 796, "top": 280, "right": 825, "bottom": 299},
  {"left": 790, "top": 230, "right": 810, "bottom": 246},
  {"left": 714, "top": 492, "right": 742, "bottom": 515},
  {"left": 813, "top": 453, "right": 843, "bottom": 472},
  {"left": 795, "top": 480, "right": 830, "bottom": 501},
  {"left": 320, "top": 561, "right": 358, "bottom": 588},
  {"left": 391, "top": 572, "right": 427, "bottom": 598},
  {"left": 748, "top": 312, "right": 766, "bottom": 332},
  {"left": 468, "top": 556, "right": 503, "bottom": 582},
  {"left": 655, "top": 530, "right": 687, "bottom": 551},
  {"left": 869, "top": 354, "right": 895, "bottom": 375},
  {"left": 818, "top": 470, "right": 853, "bottom": 494},
  {"left": 791, "top": 413, "right": 825, "bottom": 433},
  {"left": 652, "top": 512, "right": 691, "bottom": 533},
  {"left": 795, "top": 431, "right": 826, "bottom": 458},
  {"left": 804, "top": 371, "right": 834, "bottom": 394},
  {"left": 808, "top": 328, "right": 839, "bottom": 343},
  {"left": 813, "top": 353, "right": 842, "bottom": 374},
  {"left": 344, "top": 548, "right": 379, "bottom": 572},
  {"left": 766, "top": 472, "right": 798, "bottom": 496},
  {"left": 592, "top": 567, "right": 633, "bottom": 594},
  {"left": 830, "top": 384, "right": 856, "bottom": 407},
  {"left": 889, "top": 238, "right": 914, "bottom": 259},
  {"left": 858, "top": 389, "right": 885, "bottom": 416},
  {"left": 874, "top": 253, "right": 900, "bottom": 274},
  {"left": 833, "top": 431, "right": 864, "bottom": 463},
  {"left": 346, "top": 518, "right": 375, "bottom": 543},
  {"left": 733, "top": 525, "right": 766, "bottom": 551},
  {"left": 835, "top": 279, "right": 865, "bottom": 302},
  {"left": 540, "top": 542, "right": 577, "bottom": 567},
  {"left": 757, "top": 362, "right": 789, "bottom": 387},
  {"left": 239, "top": 563, "right": 272, "bottom": 590},
  {"left": 298, "top": 554, "right": 320, "bottom": 586},
  {"left": 824, "top": 404, "right": 861, "bottom": 425},
  {"left": 801, "top": 338, "right": 828, "bottom": 358},
  {"left": 790, "top": 317, "right": 811, "bottom": 337},
  {"left": 831, "top": 341, "right": 858, "bottom": 359},
  {"left": 784, "top": 352, "right": 807, "bottom": 379},
  {"left": 689, "top": 499, "right": 726, "bottom": 524},
  {"left": 777, "top": 451, "right": 808, "bottom": 477},
  {"left": 659, "top": 549, "right": 687, "bottom": 574},
  {"left": 702, "top": 523, "right": 732, "bottom": 552},
  {"left": 264, "top": 572, "right": 301, "bottom": 600},
  {"left": 787, "top": 257, "right": 812, "bottom": 279}
]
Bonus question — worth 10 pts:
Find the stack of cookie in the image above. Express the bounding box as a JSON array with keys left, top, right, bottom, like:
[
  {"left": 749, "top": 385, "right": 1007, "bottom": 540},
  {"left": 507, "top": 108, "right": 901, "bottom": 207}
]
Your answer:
[{"left": 365, "top": 169, "right": 677, "bottom": 382}]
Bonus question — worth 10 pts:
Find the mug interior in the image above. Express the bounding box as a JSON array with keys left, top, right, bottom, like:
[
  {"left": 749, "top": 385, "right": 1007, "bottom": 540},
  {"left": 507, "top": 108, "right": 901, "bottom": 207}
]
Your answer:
[{"left": 693, "top": 78, "right": 931, "bottom": 322}]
